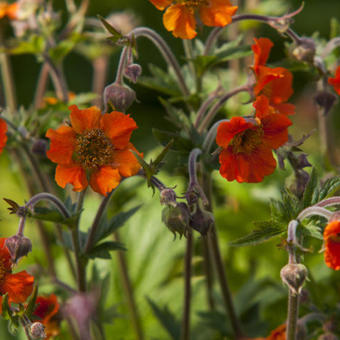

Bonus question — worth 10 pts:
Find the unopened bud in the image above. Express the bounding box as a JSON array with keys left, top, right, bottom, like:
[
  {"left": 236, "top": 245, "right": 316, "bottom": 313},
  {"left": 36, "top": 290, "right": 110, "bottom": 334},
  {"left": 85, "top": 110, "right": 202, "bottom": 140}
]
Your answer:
[
  {"left": 5, "top": 234, "right": 32, "bottom": 263},
  {"left": 104, "top": 82, "right": 136, "bottom": 112},
  {"left": 125, "top": 63, "right": 142, "bottom": 83},
  {"left": 189, "top": 203, "right": 214, "bottom": 236},
  {"left": 160, "top": 188, "right": 177, "bottom": 207},
  {"left": 314, "top": 91, "right": 337, "bottom": 116},
  {"left": 280, "top": 263, "right": 308, "bottom": 295},
  {"left": 30, "top": 322, "right": 46, "bottom": 339},
  {"left": 162, "top": 203, "right": 190, "bottom": 239},
  {"left": 292, "top": 38, "right": 316, "bottom": 63},
  {"left": 31, "top": 139, "right": 47, "bottom": 156}
]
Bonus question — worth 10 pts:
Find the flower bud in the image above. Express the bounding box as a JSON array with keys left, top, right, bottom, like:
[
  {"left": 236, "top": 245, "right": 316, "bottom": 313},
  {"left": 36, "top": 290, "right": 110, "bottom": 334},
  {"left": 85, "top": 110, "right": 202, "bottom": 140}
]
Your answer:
[
  {"left": 30, "top": 322, "right": 46, "bottom": 339},
  {"left": 31, "top": 139, "right": 47, "bottom": 156},
  {"left": 160, "top": 188, "right": 177, "bottom": 207},
  {"left": 103, "top": 82, "right": 136, "bottom": 112},
  {"left": 189, "top": 203, "right": 214, "bottom": 236},
  {"left": 125, "top": 63, "right": 142, "bottom": 83},
  {"left": 314, "top": 91, "right": 337, "bottom": 116},
  {"left": 292, "top": 38, "right": 316, "bottom": 63},
  {"left": 280, "top": 263, "right": 308, "bottom": 295},
  {"left": 162, "top": 203, "right": 190, "bottom": 239},
  {"left": 5, "top": 234, "right": 32, "bottom": 263}
]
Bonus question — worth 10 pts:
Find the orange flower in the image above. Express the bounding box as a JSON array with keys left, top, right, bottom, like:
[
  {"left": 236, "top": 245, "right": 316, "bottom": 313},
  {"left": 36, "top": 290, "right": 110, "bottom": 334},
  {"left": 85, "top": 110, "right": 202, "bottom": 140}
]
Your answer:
[
  {"left": 33, "top": 294, "right": 60, "bottom": 339},
  {"left": 323, "top": 220, "right": 340, "bottom": 270},
  {"left": 46, "top": 105, "right": 142, "bottom": 196},
  {"left": 252, "top": 38, "right": 295, "bottom": 116},
  {"left": 267, "top": 324, "right": 286, "bottom": 340},
  {"left": 328, "top": 66, "right": 340, "bottom": 95},
  {"left": 149, "top": 0, "right": 238, "bottom": 39},
  {"left": 0, "top": 118, "right": 7, "bottom": 155},
  {"left": 216, "top": 107, "right": 291, "bottom": 183},
  {"left": 0, "top": 2, "right": 18, "bottom": 20},
  {"left": 0, "top": 238, "right": 34, "bottom": 314}
]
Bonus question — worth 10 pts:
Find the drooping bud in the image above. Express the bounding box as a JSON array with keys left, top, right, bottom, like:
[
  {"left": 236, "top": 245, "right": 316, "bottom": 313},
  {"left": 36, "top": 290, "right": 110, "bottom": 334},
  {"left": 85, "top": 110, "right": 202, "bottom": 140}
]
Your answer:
[
  {"left": 103, "top": 82, "right": 136, "bottom": 112},
  {"left": 125, "top": 63, "right": 142, "bottom": 83},
  {"left": 292, "top": 38, "right": 316, "bottom": 63},
  {"left": 162, "top": 203, "right": 190, "bottom": 239},
  {"left": 31, "top": 139, "right": 47, "bottom": 156},
  {"left": 30, "top": 322, "right": 46, "bottom": 339},
  {"left": 160, "top": 188, "right": 177, "bottom": 207},
  {"left": 314, "top": 90, "right": 337, "bottom": 116},
  {"left": 280, "top": 263, "right": 308, "bottom": 295},
  {"left": 189, "top": 202, "right": 214, "bottom": 236},
  {"left": 5, "top": 234, "right": 32, "bottom": 263}
]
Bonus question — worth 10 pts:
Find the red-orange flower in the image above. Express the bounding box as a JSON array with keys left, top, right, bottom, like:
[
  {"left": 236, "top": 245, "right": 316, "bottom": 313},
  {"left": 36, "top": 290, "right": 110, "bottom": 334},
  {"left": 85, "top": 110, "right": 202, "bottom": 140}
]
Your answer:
[
  {"left": 216, "top": 107, "right": 291, "bottom": 183},
  {"left": 328, "top": 66, "right": 340, "bottom": 95},
  {"left": 0, "top": 118, "right": 7, "bottom": 155},
  {"left": 149, "top": 0, "right": 238, "bottom": 39},
  {"left": 252, "top": 38, "right": 295, "bottom": 116},
  {"left": 323, "top": 220, "right": 340, "bottom": 270},
  {"left": 0, "top": 238, "right": 34, "bottom": 313},
  {"left": 46, "top": 105, "right": 142, "bottom": 196},
  {"left": 33, "top": 294, "right": 60, "bottom": 339},
  {"left": 0, "top": 2, "right": 18, "bottom": 20},
  {"left": 266, "top": 324, "right": 286, "bottom": 340}
]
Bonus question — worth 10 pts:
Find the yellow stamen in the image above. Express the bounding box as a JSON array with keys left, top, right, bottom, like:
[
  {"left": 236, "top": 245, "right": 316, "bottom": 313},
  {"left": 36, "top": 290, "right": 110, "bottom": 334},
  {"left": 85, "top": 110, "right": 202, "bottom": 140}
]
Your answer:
[{"left": 75, "top": 129, "right": 113, "bottom": 169}]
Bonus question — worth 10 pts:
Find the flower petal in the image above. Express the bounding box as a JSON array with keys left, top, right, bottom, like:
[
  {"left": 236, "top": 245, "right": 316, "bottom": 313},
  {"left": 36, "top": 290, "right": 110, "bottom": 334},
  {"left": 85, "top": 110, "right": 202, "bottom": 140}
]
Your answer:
[
  {"left": 69, "top": 105, "right": 101, "bottom": 134},
  {"left": 200, "top": 0, "right": 238, "bottom": 27},
  {"left": 34, "top": 294, "right": 59, "bottom": 324},
  {"left": 112, "top": 144, "right": 142, "bottom": 177},
  {"left": 89, "top": 166, "right": 121, "bottom": 196},
  {"left": 100, "top": 111, "right": 137, "bottom": 149},
  {"left": 0, "top": 118, "right": 8, "bottom": 154},
  {"left": 46, "top": 126, "right": 76, "bottom": 165},
  {"left": 262, "top": 113, "right": 292, "bottom": 149},
  {"left": 216, "top": 117, "right": 254, "bottom": 148},
  {"left": 0, "top": 238, "right": 13, "bottom": 271},
  {"left": 163, "top": 4, "right": 197, "bottom": 39},
  {"left": 252, "top": 37, "right": 273, "bottom": 73},
  {"left": 324, "top": 221, "right": 340, "bottom": 270},
  {"left": 55, "top": 165, "right": 88, "bottom": 192},
  {"left": 328, "top": 66, "right": 340, "bottom": 95},
  {"left": 1, "top": 271, "right": 34, "bottom": 303},
  {"left": 149, "top": 0, "right": 172, "bottom": 10}
]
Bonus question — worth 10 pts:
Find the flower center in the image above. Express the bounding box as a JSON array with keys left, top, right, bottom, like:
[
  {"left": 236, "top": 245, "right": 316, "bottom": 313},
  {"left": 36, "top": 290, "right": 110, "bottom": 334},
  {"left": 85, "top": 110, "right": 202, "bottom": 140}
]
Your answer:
[
  {"left": 0, "top": 259, "right": 8, "bottom": 287},
  {"left": 75, "top": 129, "right": 114, "bottom": 169},
  {"left": 231, "top": 126, "right": 264, "bottom": 154},
  {"left": 183, "top": 0, "right": 208, "bottom": 8}
]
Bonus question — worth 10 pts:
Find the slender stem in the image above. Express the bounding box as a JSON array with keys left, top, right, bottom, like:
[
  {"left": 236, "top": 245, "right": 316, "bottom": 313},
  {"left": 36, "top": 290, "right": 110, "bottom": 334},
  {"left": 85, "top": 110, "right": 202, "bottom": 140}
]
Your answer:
[
  {"left": 197, "top": 85, "right": 250, "bottom": 133},
  {"left": 210, "top": 230, "right": 243, "bottom": 338},
  {"left": 21, "top": 320, "right": 33, "bottom": 340},
  {"left": 0, "top": 28, "right": 17, "bottom": 113},
  {"left": 114, "top": 231, "right": 144, "bottom": 340},
  {"left": 182, "top": 39, "right": 195, "bottom": 85},
  {"left": 286, "top": 292, "right": 299, "bottom": 340},
  {"left": 53, "top": 278, "right": 77, "bottom": 293},
  {"left": 115, "top": 47, "right": 129, "bottom": 84},
  {"left": 322, "top": 37, "right": 340, "bottom": 58},
  {"left": 202, "top": 237, "right": 215, "bottom": 309},
  {"left": 181, "top": 231, "right": 193, "bottom": 340},
  {"left": 84, "top": 190, "right": 114, "bottom": 253},
  {"left": 34, "top": 63, "right": 50, "bottom": 109},
  {"left": 92, "top": 56, "right": 109, "bottom": 108},
  {"left": 43, "top": 53, "right": 69, "bottom": 102},
  {"left": 316, "top": 196, "right": 340, "bottom": 208},
  {"left": 128, "top": 27, "right": 190, "bottom": 96},
  {"left": 202, "top": 119, "right": 229, "bottom": 152},
  {"left": 297, "top": 206, "right": 332, "bottom": 222}
]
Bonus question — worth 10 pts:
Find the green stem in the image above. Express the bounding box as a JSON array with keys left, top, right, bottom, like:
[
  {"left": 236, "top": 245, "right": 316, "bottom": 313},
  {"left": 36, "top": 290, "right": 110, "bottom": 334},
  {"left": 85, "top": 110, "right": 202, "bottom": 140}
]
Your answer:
[
  {"left": 202, "top": 237, "right": 215, "bottom": 310},
  {"left": 180, "top": 231, "right": 193, "bottom": 340},
  {"left": 286, "top": 292, "right": 299, "bottom": 340},
  {"left": 33, "top": 62, "right": 50, "bottom": 109},
  {"left": 114, "top": 231, "right": 144, "bottom": 340}
]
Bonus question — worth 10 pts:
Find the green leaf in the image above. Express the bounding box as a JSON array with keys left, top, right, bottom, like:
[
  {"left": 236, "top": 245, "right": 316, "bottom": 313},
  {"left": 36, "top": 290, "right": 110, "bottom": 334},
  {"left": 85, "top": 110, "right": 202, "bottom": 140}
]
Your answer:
[
  {"left": 62, "top": 230, "right": 88, "bottom": 251},
  {"left": 192, "top": 55, "right": 217, "bottom": 77},
  {"left": 93, "top": 205, "right": 142, "bottom": 244},
  {"left": 229, "top": 220, "right": 285, "bottom": 247},
  {"left": 316, "top": 176, "right": 340, "bottom": 202},
  {"left": 1, "top": 294, "right": 11, "bottom": 320},
  {"left": 197, "top": 311, "right": 229, "bottom": 336},
  {"left": 9, "top": 35, "right": 45, "bottom": 55},
  {"left": 25, "top": 285, "right": 38, "bottom": 318},
  {"left": 302, "top": 168, "right": 318, "bottom": 208},
  {"left": 152, "top": 129, "right": 194, "bottom": 152},
  {"left": 48, "top": 33, "right": 83, "bottom": 62},
  {"left": 147, "top": 297, "right": 181, "bottom": 340},
  {"left": 86, "top": 241, "right": 126, "bottom": 259},
  {"left": 29, "top": 206, "right": 78, "bottom": 227},
  {"left": 302, "top": 223, "right": 323, "bottom": 240},
  {"left": 98, "top": 15, "right": 124, "bottom": 41}
]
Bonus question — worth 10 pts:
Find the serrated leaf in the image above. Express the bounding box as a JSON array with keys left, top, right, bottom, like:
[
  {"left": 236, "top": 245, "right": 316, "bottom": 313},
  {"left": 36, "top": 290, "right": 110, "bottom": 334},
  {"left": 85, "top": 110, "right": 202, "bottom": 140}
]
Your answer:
[
  {"left": 30, "top": 206, "right": 78, "bottom": 227},
  {"left": 302, "top": 223, "right": 323, "bottom": 240},
  {"left": 158, "top": 98, "right": 191, "bottom": 130},
  {"left": 93, "top": 205, "right": 141, "bottom": 244},
  {"left": 25, "top": 285, "right": 38, "bottom": 318},
  {"left": 197, "top": 310, "right": 229, "bottom": 336},
  {"left": 86, "top": 241, "right": 126, "bottom": 259},
  {"left": 147, "top": 297, "right": 180, "bottom": 340},
  {"left": 229, "top": 221, "right": 285, "bottom": 247},
  {"left": 317, "top": 176, "right": 340, "bottom": 202}
]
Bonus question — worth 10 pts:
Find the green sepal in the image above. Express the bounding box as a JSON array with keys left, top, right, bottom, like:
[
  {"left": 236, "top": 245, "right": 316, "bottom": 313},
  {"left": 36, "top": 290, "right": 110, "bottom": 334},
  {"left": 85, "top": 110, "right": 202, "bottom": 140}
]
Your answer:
[
  {"left": 25, "top": 285, "right": 39, "bottom": 319},
  {"left": 1, "top": 294, "right": 11, "bottom": 320}
]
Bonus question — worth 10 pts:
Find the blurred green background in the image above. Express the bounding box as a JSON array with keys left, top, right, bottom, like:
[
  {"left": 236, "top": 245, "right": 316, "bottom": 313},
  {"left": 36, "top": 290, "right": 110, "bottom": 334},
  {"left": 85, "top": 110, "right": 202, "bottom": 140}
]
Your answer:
[{"left": 1, "top": 0, "right": 340, "bottom": 339}]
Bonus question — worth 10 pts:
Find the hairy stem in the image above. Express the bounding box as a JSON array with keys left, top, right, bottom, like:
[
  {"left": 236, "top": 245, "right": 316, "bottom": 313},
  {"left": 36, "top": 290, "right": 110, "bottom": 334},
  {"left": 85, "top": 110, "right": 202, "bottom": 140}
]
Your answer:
[
  {"left": 33, "top": 63, "right": 50, "bottom": 109},
  {"left": 287, "top": 292, "right": 299, "bottom": 340}
]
